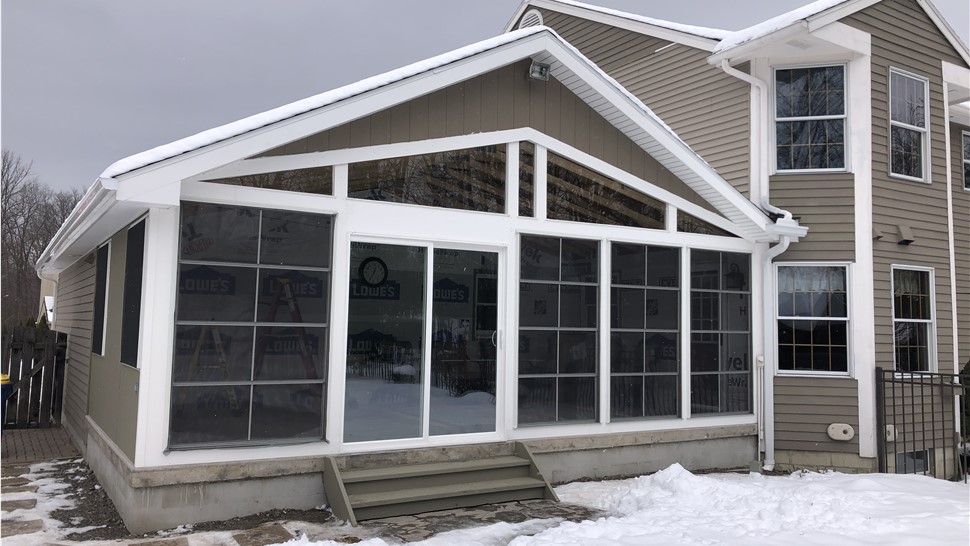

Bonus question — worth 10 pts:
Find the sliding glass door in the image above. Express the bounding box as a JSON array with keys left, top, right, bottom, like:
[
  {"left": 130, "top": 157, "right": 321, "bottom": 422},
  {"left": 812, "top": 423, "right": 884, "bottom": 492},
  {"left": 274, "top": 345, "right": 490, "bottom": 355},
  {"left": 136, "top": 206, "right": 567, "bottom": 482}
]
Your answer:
[{"left": 344, "top": 242, "right": 499, "bottom": 443}]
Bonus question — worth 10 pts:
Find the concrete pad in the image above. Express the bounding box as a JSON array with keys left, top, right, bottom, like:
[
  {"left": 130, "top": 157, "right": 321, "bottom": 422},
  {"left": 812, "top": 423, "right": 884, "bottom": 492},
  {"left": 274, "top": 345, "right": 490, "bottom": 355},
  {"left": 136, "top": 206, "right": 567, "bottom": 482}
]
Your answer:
[
  {"left": 0, "top": 519, "right": 44, "bottom": 536},
  {"left": 2, "top": 498, "right": 38, "bottom": 511},
  {"left": 2, "top": 477, "right": 30, "bottom": 486},
  {"left": 232, "top": 524, "right": 294, "bottom": 546},
  {"left": 129, "top": 538, "right": 189, "bottom": 546},
  {"left": 1, "top": 484, "right": 38, "bottom": 494}
]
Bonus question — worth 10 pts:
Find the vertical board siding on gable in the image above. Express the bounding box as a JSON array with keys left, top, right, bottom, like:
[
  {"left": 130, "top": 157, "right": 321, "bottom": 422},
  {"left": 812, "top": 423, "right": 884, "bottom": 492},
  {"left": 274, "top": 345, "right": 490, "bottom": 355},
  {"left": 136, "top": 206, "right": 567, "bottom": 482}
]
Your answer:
[
  {"left": 53, "top": 256, "right": 96, "bottom": 453},
  {"left": 774, "top": 376, "right": 860, "bottom": 453},
  {"left": 535, "top": 8, "right": 751, "bottom": 196},
  {"left": 844, "top": 0, "right": 966, "bottom": 373},
  {"left": 258, "top": 60, "right": 718, "bottom": 213},
  {"left": 770, "top": 173, "right": 855, "bottom": 261},
  {"left": 952, "top": 123, "right": 970, "bottom": 369}
]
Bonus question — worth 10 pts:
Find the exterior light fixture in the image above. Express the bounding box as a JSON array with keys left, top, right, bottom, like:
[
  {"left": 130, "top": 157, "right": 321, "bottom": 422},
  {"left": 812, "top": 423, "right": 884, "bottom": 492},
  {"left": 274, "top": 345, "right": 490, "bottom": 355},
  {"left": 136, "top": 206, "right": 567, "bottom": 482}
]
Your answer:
[{"left": 529, "top": 61, "right": 550, "bottom": 81}]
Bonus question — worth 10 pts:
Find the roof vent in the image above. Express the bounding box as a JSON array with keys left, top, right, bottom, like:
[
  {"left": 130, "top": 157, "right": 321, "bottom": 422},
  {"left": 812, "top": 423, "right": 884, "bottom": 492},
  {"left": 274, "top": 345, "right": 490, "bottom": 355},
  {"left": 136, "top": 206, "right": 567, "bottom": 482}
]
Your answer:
[{"left": 519, "top": 9, "right": 544, "bottom": 29}]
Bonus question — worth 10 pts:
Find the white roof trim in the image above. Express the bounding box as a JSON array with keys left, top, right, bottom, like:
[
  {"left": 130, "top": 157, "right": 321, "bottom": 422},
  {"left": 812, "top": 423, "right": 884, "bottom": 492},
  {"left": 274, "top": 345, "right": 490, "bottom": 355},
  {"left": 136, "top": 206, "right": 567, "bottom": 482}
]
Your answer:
[
  {"left": 44, "top": 25, "right": 797, "bottom": 275},
  {"left": 503, "top": 0, "right": 726, "bottom": 51},
  {"left": 713, "top": 0, "right": 969, "bottom": 67}
]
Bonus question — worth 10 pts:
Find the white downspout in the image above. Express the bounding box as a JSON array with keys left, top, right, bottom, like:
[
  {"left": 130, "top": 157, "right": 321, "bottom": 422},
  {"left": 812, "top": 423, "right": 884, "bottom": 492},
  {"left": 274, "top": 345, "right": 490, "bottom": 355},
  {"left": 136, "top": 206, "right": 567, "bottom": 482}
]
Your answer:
[{"left": 718, "top": 59, "right": 792, "bottom": 471}]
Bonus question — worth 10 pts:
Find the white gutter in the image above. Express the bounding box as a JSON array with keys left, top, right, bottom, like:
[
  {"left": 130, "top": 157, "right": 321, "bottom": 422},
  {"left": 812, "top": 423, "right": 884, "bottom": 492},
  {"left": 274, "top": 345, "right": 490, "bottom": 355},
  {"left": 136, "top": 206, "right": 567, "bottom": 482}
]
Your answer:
[{"left": 716, "top": 59, "right": 798, "bottom": 471}]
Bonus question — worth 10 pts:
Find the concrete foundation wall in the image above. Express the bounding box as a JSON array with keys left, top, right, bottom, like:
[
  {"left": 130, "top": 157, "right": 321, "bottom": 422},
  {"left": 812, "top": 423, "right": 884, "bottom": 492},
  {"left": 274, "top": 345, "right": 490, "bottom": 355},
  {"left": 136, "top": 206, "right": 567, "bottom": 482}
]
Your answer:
[{"left": 84, "top": 420, "right": 755, "bottom": 532}]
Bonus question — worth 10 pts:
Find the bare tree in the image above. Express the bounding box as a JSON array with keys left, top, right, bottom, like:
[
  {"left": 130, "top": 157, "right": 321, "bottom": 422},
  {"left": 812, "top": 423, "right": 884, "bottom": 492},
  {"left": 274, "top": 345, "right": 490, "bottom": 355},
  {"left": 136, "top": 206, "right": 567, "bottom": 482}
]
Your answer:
[{"left": 2, "top": 149, "right": 82, "bottom": 326}]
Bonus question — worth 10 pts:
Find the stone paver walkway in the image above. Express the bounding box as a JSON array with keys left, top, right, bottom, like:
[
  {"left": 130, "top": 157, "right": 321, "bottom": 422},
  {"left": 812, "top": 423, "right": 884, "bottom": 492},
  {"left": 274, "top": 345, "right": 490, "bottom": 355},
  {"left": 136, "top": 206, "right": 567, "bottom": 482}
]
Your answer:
[{"left": 1, "top": 426, "right": 79, "bottom": 463}]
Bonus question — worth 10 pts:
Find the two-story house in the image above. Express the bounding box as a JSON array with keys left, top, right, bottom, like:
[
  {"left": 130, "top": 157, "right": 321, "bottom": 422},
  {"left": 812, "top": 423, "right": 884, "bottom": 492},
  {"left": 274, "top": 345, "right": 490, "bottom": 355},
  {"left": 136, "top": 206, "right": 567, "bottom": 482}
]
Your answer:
[{"left": 36, "top": 0, "right": 968, "bottom": 533}]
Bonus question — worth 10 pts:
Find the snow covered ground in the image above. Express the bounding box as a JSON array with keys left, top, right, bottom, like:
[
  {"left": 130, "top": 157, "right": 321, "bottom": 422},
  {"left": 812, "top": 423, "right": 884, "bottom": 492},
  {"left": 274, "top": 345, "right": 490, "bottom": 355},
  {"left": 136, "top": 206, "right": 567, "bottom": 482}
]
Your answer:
[
  {"left": 3, "top": 461, "right": 967, "bottom": 545},
  {"left": 278, "top": 464, "right": 969, "bottom": 546}
]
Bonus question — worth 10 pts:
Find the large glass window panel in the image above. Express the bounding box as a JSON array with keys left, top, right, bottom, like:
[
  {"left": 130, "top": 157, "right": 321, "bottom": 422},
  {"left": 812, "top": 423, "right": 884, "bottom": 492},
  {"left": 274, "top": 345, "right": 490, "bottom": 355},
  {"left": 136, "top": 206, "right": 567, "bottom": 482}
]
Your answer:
[
  {"left": 120, "top": 220, "right": 145, "bottom": 367},
  {"left": 177, "top": 265, "right": 257, "bottom": 322},
  {"left": 611, "top": 376, "right": 643, "bottom": 419},
  {"left": 521, "top": 236, "right": 560, "bottom": 281},
  {"left": 171, "top": 203, "right": 332, "bottom": 448},
  {"left": 253, "top": 326, "right": 327, "bottom": 380},
  {"left": 204, "top": 166, "right": 333, "bottom": 196},
  {"left": 344, "top": 243, "right": 426, "bottom": 442},
  {"left": 259, "top": 212, "right": 333, "bottom": 268},
  {"left": 611, "top": 244, "right": 645, "bottom": 285},
  {"left": 612, "top": 288, "right": 645, "bottom": 330},
  {"left": 519, "top": 141, "right": 535, "bottom": 217},
  {"left": 251, "top": 384, "right": 323, "bottom": 440},
  {"left": 257, "top": 269, "right": 330, "bottom": 324},
  {"left": 645, "top": 332, "right": 678, "bottom": 373},
  {"left": 170, "top": 386, "right": 251, "bottom": 445},
  {"left": 611, "top": 332, "right": 644, "bottom": 373},
  {"left": 430, "top": 249, "right": 498, "bottom": 436},
  {"left": 647, "top": 246, "right": 680, "bottom": 288},
  {"left": 777, "top": 265, "right": 849, "bottom": 373},
  {"left": 518, "top": 234, "right": 599, "bottom": 425},
  {"left": 173, "top": 325, "right": 254, "bottom": 382},
  {"left": 547, "top": 152, "right": 664, "bottom": 229},
  {"left": 644, "top": 289, "right": 678, "bottom": 330},
  {"left": 348, "top": 145, "right": 506, "bottom": 213},
  {"left": 179, "top": 202, "right": 260, "bottom": 263}
]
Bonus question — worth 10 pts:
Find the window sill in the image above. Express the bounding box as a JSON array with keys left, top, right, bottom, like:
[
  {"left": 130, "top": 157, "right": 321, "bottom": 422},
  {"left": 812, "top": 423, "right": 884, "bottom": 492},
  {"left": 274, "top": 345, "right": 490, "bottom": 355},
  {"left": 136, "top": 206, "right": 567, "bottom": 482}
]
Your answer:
[
  {"left": 772, "top": 168, "right": 851, "bottom": 176},
  {"left": 776, "top": 371, "right": 852, "bottom": 378},
  {"left": 888, "top": 172, "right": 929, "bottom": 184}
]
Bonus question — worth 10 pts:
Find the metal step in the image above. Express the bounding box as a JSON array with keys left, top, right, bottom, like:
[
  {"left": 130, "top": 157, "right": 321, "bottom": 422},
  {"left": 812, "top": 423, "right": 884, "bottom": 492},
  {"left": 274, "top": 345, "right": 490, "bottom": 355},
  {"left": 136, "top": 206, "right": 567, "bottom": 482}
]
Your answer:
[{"left": 322, "top": 442, "right": 557, "bottom": 526}]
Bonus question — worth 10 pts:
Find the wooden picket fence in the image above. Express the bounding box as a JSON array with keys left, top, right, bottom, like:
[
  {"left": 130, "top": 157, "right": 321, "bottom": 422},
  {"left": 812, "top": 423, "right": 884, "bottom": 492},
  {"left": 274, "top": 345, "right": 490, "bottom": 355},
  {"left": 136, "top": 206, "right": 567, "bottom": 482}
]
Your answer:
[{"left": 1, "top": 326, "right": 67, "bottom": 429}]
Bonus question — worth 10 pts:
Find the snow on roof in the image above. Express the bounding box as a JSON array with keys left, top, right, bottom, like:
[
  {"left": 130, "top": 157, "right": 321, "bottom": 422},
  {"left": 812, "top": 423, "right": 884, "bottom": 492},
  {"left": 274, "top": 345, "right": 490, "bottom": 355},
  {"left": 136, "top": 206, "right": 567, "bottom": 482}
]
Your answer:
[
  {"left": 547, "top": 0, "right": 729, "bottom": 40},
  {"left": 101, "top": 26, "right": 553, "bottom": 180},
  {"left": 714, "top": 0, "right": 851, "bottom": 53}
]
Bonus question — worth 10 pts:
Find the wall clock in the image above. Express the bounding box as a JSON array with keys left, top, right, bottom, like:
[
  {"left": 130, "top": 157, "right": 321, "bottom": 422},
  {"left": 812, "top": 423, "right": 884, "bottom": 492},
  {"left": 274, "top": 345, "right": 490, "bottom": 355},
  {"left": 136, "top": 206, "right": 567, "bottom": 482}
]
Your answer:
[{"left": 358, "top": 256, "right": 388, "bottom": 287}]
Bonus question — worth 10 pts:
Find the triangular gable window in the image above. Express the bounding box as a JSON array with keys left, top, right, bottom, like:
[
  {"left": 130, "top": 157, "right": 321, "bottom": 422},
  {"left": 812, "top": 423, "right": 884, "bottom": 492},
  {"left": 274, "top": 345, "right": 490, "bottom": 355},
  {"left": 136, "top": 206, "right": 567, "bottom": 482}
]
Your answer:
[
  {"left": 203, "top": 167, "right": 333, "bottom": 196},
  {"left": 547, "top": 152, "right": 665, "bottom": 230},
  {"left": 677, "top": 210, "right": 737, "bottom": 238}
]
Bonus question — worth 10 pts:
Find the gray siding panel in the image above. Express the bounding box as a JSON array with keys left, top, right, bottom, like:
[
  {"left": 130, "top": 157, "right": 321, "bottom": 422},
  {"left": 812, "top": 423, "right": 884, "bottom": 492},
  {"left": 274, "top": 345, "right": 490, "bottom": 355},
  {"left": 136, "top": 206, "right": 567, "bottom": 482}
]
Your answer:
[
  {"left": 54, "top": 255, "right": 96, "bottom": 450},
  {"left": 845, "top": 0, "right": 967, "bottom": 373},
  {"left": 952, "top": 123, "right": 970, "bottom": 369},
  {"left": 771, "top": 173, "right": 855, "bottom": 261},
  {"left": 774, "top": 376, "right": 859, "bottom": 453},
  {"left": 258, "top": 60, "right": 718, "bottom": 213},
  {"left": 535, "top": 9, "right": 751, "bottom": 195}
]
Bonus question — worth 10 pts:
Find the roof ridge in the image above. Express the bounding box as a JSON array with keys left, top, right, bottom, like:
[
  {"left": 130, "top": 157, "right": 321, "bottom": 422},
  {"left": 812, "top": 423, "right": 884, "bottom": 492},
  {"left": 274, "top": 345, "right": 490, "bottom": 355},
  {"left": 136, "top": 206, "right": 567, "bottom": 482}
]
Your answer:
[{"left": 541, "top": 0, "right": 729, "bottom": 40}]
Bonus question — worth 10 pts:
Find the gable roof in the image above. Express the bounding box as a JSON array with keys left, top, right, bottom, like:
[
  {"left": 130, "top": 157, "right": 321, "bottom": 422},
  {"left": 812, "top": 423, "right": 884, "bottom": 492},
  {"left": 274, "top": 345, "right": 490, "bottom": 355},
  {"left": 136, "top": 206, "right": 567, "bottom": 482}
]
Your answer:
[
  {"left": 503, "top": 0, "right": 727, "bottom": 51},
  {"left": 38, "top": 25, "right": 803, "bottom": 277},
  {"left": 712, "top": 0, "right": 970, "bottom": 65}
]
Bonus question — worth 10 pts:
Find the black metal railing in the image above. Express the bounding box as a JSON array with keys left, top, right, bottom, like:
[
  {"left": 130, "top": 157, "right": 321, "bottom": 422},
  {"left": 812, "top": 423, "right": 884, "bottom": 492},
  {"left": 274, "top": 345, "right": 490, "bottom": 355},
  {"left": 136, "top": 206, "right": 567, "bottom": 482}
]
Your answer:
[{"left": 875, "top": 368, "right": 968, "bottom": 482}]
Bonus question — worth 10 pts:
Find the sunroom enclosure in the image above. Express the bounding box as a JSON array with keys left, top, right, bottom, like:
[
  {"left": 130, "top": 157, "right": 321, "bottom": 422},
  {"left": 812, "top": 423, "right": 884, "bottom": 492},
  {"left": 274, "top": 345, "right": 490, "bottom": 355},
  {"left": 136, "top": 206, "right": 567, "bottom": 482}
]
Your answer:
[{"left": 139, "top": 129, "right": 759, "bottom": 465}]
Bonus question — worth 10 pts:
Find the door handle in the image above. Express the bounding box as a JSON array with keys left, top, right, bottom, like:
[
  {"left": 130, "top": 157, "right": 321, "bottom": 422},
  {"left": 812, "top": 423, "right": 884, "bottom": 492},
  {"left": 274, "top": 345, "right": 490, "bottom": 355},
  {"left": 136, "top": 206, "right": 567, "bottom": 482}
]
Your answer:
[{"left": 491, "top": 330, "right": 498, "bottom": 348}]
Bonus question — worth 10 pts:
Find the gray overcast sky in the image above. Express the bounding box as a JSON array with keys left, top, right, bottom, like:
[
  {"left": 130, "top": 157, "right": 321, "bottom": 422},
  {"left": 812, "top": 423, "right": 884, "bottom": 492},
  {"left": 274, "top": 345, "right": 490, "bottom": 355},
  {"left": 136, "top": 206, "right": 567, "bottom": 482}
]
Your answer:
[{"left": 2, "top": 0, "right": 968, "bottom": 192}]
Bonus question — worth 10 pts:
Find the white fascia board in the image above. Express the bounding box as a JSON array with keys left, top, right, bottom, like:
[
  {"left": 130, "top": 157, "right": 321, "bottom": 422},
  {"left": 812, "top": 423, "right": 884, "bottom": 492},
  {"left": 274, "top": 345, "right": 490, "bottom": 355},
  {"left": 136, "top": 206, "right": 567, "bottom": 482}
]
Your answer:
[
  {"left": 942, "top": 61, "right": 970, "bottom": 92},
  {"left": 507, "top": 0, "right": 721, "bottom": 51},
  {"left": 35, "top": 178, "right": 115, "bottom": 279},
  {"left": 805, "top": 0, "right": 881, "bottom": 31},
  {"left": 113, "top": 35, "right": 552, "bottom": 194},
  {"left": 916, "top": 0, "right": 970, "bottom": 68},
  {"left": 707, "top": 21, "right": 810, "bottom": 65},
  {"left": 545, "top": 41, "right": 776, "bottom": 237}
]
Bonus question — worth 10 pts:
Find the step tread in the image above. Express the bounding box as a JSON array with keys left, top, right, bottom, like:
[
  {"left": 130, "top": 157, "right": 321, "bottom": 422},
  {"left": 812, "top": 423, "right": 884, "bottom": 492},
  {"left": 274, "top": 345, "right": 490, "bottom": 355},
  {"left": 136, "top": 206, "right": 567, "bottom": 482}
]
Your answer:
[
  {"left": 349, "top": 476, "right": 546, "bottom": 508},
  {"left": 341, "top": 456, "right": 531, "bottom": 483}
]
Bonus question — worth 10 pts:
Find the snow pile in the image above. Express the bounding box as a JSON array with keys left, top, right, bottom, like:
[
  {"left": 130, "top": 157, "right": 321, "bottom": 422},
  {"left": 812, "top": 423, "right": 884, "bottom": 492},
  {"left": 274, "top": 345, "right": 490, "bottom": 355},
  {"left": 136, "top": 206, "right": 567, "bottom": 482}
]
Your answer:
[{"left": 271, "top": 464, "right": 969, "bottom": 546}]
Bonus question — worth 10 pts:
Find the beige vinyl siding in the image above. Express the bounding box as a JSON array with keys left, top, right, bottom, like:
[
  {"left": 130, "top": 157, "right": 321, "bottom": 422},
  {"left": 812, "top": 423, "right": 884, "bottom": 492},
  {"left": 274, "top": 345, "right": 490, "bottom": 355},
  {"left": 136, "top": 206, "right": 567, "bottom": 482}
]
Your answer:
[
  {"left": 260, "top": 60, "right": 717, "bottom": 212},
  {"left": 53, "top": 256, "right": 96, "bottom": 453},
  {"left": 532, "top": 9, "right": 751, "bottom": 195},
  {"left": 952, "top": 123, "right": 970, "bottom": 369},
  {"left": 770, "top": 173, "right": 855, "bottom": 261},
  {"left": 774, "top": 376, "right": 859, "bottom": 453},
  {"left": 844, "top": 0, "right": 966, "bottom": 373},
  {"left": 87, "top": 226, "right": 139, "bottom": 461}
]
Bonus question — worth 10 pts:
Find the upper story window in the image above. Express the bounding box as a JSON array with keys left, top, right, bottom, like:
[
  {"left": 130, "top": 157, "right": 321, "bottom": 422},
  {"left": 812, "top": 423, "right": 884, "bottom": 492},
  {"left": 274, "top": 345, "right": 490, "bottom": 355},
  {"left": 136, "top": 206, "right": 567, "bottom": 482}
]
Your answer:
[
  {"left": 774, "top": 65, "right": 846, "bottom": 171},
  {"left": 962, "top": 131, "right": 969, "bottom": 190},
  {"left": 889, "top": 69, "right": 929, "bottom": 181}
]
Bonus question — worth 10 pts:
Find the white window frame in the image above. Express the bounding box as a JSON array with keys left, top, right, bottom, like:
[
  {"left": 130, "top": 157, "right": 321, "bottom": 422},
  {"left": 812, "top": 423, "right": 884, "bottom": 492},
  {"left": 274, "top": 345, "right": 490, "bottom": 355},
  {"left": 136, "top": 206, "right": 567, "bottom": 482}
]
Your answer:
[
  {"left": 772, "top": 63, "right": 849, "bottom": 174},
  {"left": 962, "top": 130, "right": 970, "bottom": 191},
  {"left": 890, "top": 265, "right": 937, "bottom": 373},
  {"left": 888, "top": 67, "right": 930, "bottom": 183},
  {"left": 775, "top": 262, "right": 852, "bottom": 377}
]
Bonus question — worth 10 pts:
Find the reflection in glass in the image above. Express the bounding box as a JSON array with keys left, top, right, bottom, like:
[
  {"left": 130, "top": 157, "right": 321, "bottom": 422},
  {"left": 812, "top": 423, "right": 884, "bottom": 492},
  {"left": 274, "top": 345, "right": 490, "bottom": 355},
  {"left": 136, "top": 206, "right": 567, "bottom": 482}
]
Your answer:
[
  {"left": 257, "top": 269, "right": 330, "bottom": 324},
  {"left": 521, "top": 236, "right": 560, "bottom": 281},
  {"left": 177, "top": 265, "right": 256, "bottom": 322},
  {"left": 344, "top": 243, "right": 426, "bottom": 442},
  {"left": 260, "top": 212, "right": 333, "bottom": 268},
  {"left": 547, "top": 152, "right": 664, "bottom": 229},
  {"left": 170, "top": 386, "right": 251, "bottom": 445},
  {"left": 203, "top": 166, "right": 333, "bottom": 197},
  {"left": 251, "top": 384, "right": 323, "bottom": 440},
  {"left": 676, "top": 211, "right": 736, "bottom": 237},
  {"left": 254, "top": 326, "right": 327, "bottom": 380},
  {"left": 173, "top": 325, "right": 254, "bottom": 382},
  {"left": 348, "top": 145, "right": 506, "bottom": 213},
  {"left": 519, "top": 142, "right": 535, "bottom": 217},
  {"left": 430, "top": 249, "right": 498, "bottom": 436},
  {"left": 180, "top": 202, "right": 260, "bottom": 263}
]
